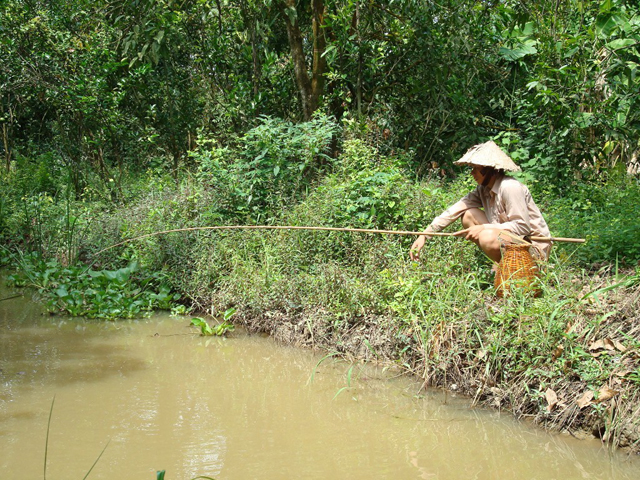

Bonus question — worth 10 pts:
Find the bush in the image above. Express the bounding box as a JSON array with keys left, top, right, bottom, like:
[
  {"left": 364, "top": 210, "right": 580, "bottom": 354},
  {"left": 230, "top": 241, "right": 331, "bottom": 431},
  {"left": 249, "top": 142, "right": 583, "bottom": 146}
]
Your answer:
[
  {"left": 192, "top": 114, "right": 339, "bottom": 221},
  {"left": 544, "top": 175, "right": 640, "bottom": 265}
]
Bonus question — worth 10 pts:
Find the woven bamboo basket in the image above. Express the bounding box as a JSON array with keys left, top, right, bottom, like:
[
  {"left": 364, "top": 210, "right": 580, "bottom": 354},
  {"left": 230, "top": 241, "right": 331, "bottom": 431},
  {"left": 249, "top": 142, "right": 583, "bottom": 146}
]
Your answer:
[{"left": 494, "top": 244, "right": 540, "bottom": 297}]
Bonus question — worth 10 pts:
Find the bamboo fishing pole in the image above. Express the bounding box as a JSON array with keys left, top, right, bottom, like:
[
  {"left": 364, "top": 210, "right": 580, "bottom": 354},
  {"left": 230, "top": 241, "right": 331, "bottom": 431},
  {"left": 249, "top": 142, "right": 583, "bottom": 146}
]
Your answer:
[{"left": 92, "top": 225, "right": 585, "bottom": 258}]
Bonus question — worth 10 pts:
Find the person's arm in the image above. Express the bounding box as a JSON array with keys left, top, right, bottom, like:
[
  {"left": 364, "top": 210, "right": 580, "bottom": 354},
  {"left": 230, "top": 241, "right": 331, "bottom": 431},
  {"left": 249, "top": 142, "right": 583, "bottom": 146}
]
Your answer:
[
  {"left": 429, "top": 188, "right": 483, "bottom": 233},
  {"left": 410, "top": 189, "right": 482, "bottom": 260}
]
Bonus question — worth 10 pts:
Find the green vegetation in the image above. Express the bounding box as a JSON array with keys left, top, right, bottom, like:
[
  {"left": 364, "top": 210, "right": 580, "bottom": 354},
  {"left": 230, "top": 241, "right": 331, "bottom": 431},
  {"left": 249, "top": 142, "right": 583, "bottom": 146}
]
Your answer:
[
  {"left": 5, "top": 256, "right": 177, "bottom": 319},
  {"left": 2, "top": 0, "right": 640, "bottom": 453},
  {"left": 190, "top": 308, "right": 237, "bottom": 336}
]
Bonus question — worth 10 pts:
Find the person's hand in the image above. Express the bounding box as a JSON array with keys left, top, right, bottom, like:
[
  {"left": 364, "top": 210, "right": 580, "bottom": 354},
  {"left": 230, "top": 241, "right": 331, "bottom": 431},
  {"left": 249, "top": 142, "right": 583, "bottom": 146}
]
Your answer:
[
  {"left": 453, "top": 224, "right": 485, "bottom": 243},
  {"left": 410, "top": 234, "right": 430, "bottom": 261}
]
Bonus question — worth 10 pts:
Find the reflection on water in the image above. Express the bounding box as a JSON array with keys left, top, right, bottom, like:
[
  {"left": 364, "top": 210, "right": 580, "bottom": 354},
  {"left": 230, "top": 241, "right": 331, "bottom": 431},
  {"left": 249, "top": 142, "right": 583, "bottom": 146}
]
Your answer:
[{"left": 1, "top": 281, "right": 639, "bottom": 479}]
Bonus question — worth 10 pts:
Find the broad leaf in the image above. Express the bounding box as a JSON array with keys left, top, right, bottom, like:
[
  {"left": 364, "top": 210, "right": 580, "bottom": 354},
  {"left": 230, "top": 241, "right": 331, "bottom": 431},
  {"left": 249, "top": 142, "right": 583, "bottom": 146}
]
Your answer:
[
  {"left": 606, "top": 38, "right": 636, "bottom": 50},
  {"left": 499, "top": 44, "right": 537, "bottom": 62},
  {"left": 595, "top": 13, "right": 627, "bottom": 37}
]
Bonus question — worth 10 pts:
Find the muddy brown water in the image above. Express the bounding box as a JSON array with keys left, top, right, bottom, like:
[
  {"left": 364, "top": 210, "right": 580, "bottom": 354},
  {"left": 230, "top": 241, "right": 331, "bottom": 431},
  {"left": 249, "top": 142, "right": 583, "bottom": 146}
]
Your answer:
[{"left": 1, "top": 284, "right": 640, "bottom": 479}]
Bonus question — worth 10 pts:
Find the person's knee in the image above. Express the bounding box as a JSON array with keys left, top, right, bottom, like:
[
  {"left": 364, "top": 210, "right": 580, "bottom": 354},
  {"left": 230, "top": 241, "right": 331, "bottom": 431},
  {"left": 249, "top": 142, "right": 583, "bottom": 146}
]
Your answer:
[
  {"left": 477, "top": 229, "right": 502, "bottom": 262},
  {"left": 461, "top": 211, "right": 473, "bottom": 228},
  {"left": 462, "top": 208, "right": 486, "bottom": 228}
]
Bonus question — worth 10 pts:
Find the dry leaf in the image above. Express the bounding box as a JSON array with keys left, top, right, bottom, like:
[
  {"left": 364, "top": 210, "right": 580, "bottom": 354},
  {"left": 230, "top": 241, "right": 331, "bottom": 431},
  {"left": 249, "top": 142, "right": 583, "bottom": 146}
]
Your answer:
[
  {"left": 551, "top": 344, "right": 564, "bottom": 361},
  {"left": 588, "top": 339, "right": 604, "bottom": 351},
  {"left": 596, "top": 385, "right": 619, "bottom": 403},
  {"left": 576, "top": 390, "right": 594, "bottom": 409},
  {"left": 545, "top": 388, "right": 558, "bottom": 412},
  {"left": 588, "top": 339, "right": 614, "bottom": 351},
  {"left": 613, "top": 339, "right": 627, "bottom": 352}
]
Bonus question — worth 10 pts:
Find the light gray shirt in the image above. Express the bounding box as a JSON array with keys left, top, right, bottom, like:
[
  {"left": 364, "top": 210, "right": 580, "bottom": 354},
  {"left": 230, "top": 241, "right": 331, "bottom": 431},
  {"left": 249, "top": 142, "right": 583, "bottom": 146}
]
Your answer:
[{"left": 426, "top": 175, "right": 552, "bottom": 258}]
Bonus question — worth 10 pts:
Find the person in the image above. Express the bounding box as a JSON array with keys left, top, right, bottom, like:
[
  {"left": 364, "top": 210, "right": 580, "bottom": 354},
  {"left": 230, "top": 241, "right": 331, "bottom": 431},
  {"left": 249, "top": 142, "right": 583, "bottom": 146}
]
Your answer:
[{"left": 409, "top": 140, "right": 552, "bottom": 263}]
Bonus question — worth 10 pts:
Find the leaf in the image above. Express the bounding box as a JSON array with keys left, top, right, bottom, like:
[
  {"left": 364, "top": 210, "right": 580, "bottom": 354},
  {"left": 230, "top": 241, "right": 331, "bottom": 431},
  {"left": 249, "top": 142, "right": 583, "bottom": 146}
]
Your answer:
[
  {"left": 223, "top": 307, "right": 237, "bottom": 321},
  {"left": 103, "top": 270, "right": 117, "bottom": 281},
  {"left": 577, "top": 390, "right": 594, "bottom": 409},
  {"left": 596, "top": 385, "right": 619, "bottom": 403},
  {"left": 190, "top": 317, "right": 213, "bottom": 336},
  {"left": 545, "top": 388, "right": 558, "bottom": 412},
  {"left": 599, "top": 0, "right": 613, "bottom": 12},
  {"left": 551, "top": 344, "right": 564, "bottom": 361},
  {"left": 588, "top": 338, "right": 615, "bottom": 351},
  {"left": 273, "top": 165, "right": 280, "bottom": 177},
  {"left": 255, "top": 148, "right": 268, "bottom": 162},
  {"left": 115, "top": 269, "right": 130, "bottom": 284},
  {"left": 321, "top": 44, "right": 337, "bottom": 58},
  {"left": 332, "top": 386, "right": 350, "bottom": 400},
  {"left": 55, "top": 286, "right": 69, "bottom": 298},
  {"left": 607, "top": 39, "right": 637, "bottom": 50},
  {"left": 613, "top": 339, "right": 627, "bottom": 352},
  {"left": 526, "top": 80, "right": 541, "bottom": 91},
  {"left": 595, "top": 13, "right": 626, "bottom": 37},
  {"left": 499, "top": 43, "right": 537, "bottom": 62}
]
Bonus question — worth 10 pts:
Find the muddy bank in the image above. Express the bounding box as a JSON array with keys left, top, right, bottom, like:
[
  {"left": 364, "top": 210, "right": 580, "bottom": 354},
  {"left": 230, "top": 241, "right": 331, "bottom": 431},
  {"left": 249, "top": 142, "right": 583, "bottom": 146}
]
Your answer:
[{"left": 220, "top": 282, "right": 640, "bottom": 453}]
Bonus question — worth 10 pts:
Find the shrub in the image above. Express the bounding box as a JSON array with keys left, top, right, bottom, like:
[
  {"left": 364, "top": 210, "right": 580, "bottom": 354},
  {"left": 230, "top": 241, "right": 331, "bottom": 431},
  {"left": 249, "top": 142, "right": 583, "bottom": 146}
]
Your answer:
[{"left": 192, "top": 114, "right": 339, "bottom": 221}]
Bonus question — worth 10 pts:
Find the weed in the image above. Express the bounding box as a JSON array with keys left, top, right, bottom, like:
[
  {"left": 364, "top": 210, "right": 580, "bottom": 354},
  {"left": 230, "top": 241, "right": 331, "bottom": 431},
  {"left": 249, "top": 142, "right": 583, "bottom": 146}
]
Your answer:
[
  {"left": 190, "top": 308, "right": 236, "bottom": 336},
  {"left": 7, "top": 257, "right": 180, "bottom": 319}
]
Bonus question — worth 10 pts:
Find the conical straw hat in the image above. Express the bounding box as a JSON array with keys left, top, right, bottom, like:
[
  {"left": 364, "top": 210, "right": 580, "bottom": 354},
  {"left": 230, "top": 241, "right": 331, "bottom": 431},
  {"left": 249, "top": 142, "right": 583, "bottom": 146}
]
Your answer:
[{"left": 453, "top": 140, "right": 521, "bottom": 172}]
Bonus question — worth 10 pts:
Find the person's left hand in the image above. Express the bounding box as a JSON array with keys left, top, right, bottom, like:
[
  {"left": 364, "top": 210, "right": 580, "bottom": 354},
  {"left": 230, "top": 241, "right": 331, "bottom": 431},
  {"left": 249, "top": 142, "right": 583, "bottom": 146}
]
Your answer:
[{"left": 453, "top": 224, "right": 485, "bottom": 243}]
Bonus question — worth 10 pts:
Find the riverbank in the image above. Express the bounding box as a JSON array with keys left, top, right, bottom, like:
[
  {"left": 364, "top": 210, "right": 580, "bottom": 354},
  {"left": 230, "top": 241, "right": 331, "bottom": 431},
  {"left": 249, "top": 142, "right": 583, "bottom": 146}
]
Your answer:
[
  {"left": 4, "top": 218, "right": 640, "bottom": 453},
  {"left": 200, "top": 253, "right": 640, "bottom": 453}
]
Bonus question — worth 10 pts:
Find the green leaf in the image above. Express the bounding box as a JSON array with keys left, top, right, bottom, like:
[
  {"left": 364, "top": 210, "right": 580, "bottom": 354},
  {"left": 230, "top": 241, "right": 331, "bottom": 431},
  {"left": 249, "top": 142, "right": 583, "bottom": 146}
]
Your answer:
[
  {"left": 103, "top": 270, "right": 117, "bottom": 281},
  {"left": 223, "top": 307, "right": 237, "bottom": 321},
  {"left": 115, "top": 269, "right": 130, "bottom": 284},
  {"left": 55, "top": 286, "right": 69, "bottom": 298},
  {"left": 191, "top": 317, "right": 213, "bottom": 335},
  {"left": 595, "top": 13, "right": 626, "bottom": 37},
  {"left": 599, "top": 0, "right": 613, "bottom": 13},
  {"left": 607, "top": 39, "right": 636, "bottom": 50},
  {"left": 499, "top": 44, "right": 537, "bottom": 62}
]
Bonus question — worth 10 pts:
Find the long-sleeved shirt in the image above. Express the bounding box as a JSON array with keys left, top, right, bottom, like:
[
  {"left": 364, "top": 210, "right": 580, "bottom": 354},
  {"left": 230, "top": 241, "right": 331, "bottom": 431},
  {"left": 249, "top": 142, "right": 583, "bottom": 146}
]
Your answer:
[{"left": 426, "top": 175, "right": 552, "bottom": 258}]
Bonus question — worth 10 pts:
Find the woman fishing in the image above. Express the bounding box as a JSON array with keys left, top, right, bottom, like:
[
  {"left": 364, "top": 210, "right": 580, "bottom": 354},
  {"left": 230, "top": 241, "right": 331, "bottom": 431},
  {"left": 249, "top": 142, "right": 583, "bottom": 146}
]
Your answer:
[{"left": 409, "top": 140, "right": 552, "bottom": 263}]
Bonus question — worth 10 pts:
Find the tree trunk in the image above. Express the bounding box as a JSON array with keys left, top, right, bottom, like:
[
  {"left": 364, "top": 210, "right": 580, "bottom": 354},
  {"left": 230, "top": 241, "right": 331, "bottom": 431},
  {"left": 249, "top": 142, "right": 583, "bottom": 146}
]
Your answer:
[
  {"left": 281, "top": 0, "right": 328, "bottom": 120},
  {"left": 2, "top": 122, "right": 10, "bottom": 172}
]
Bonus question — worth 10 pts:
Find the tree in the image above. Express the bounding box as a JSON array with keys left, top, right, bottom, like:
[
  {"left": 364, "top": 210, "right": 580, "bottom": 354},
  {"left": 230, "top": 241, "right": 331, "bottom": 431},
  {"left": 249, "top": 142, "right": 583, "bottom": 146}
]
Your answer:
[{"left": 279, "top": 0, "right": 328, "bottom": 120}]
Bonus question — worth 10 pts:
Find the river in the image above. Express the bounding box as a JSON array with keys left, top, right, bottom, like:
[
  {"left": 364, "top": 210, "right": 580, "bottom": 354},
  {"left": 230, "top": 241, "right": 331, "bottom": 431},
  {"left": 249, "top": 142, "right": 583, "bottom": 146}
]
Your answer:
[{"left": 1, "top": 282, "right": 639, "bottom": 479}]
